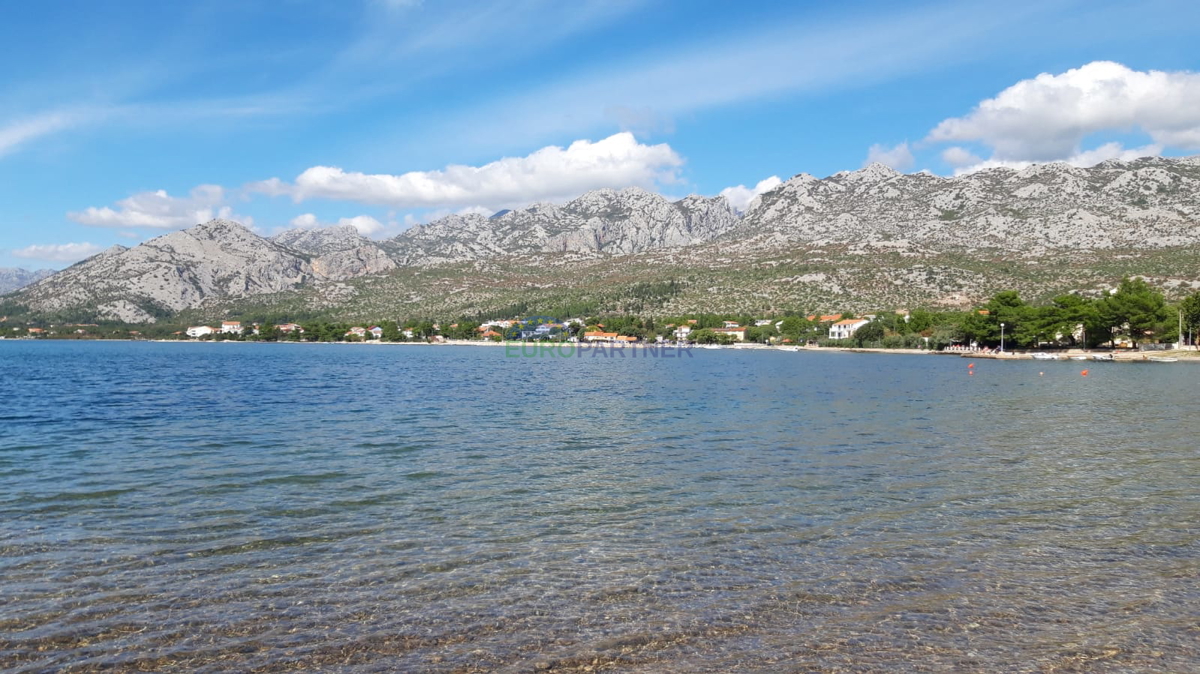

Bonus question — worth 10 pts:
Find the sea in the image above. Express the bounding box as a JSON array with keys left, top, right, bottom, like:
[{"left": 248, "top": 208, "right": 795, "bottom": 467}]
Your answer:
[{"left": 1, "top": 340, "right": 1197, "bottom": 672}]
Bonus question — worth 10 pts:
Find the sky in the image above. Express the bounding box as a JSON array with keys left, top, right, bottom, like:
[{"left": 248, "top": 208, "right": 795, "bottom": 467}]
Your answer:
[{"left": 2, "top": 0, "right": 1200, "bottom": 269}]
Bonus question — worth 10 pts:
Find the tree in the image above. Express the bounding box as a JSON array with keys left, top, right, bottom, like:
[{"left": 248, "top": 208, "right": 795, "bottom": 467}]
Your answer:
[
  {"left": 961, "top": 291, "right": 1033, "bottom": 347},
  {"left": 1101, "top": 277, "right": 1168, "bottom": 347},
  {"left": 414, "top": 320, "right": 436, "bottom": 340},
  {"left": 908, "top": 309, "right": 934, "bottom": 334},
  {"left": 1181, "top": 291, "right": 1200, "bottom": 345},
  {"left": 381, "top": 322, "right": 401, "bottom": 342},
  {"left": 853, "top": 320, "right": 886, "bottom": 346},
  {"left": 258, "top": 323, "right": 280, "bottom": 342}
]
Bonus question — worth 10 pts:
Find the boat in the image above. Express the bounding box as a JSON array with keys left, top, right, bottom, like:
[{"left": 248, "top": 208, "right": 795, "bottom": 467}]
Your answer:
[
  {"left": 1030, "top": 353, "right": 1058, "bottom": 360},
  {"left": 1091, "top": 353, "right": 1114, "bottom": 362},
  {"left": 1069, "top": 355, "right": 1089, "bottom": 361},
  {"left": 1147, "top": 356, "right": 1179, "bottom": 363}
]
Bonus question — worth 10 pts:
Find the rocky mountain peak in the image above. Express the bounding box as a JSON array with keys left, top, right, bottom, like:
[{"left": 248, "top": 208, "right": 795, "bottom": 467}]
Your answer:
[
  {"left": 836, "top": 162, "right": 902, "bottom": 183},
  {"left": 273, "top": 224, "right": 368, "bottom": 256},
  {"left": 190, "top": 218, "right": 253, "bottom": 237}
]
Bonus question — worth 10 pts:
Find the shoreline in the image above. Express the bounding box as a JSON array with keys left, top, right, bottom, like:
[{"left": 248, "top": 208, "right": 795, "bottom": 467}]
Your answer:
[{"left": 11, "top": 338, "right": 1199, "bottom": 362}]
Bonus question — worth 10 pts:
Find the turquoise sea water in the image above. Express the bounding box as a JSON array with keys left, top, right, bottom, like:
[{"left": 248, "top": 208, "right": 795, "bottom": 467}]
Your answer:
[{"left": 1, "top": 341, "right": 1197, "bottom": 672}]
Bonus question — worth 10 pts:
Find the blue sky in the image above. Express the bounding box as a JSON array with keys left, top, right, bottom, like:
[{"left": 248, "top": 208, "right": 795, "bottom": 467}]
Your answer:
[{"left": 2, "top": 0, "right": 1199, "bottom": 268}]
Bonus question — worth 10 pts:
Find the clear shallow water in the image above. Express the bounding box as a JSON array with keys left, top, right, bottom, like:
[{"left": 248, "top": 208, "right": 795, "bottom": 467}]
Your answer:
[{"left": 1, "top": 341, "right": 1197, "bottom": 672}]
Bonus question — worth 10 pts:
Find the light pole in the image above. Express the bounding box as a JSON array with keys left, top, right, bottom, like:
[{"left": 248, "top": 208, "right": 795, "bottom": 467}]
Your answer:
[{"left": 1000, "top": 322, "right": 1005, "bottom": 354}]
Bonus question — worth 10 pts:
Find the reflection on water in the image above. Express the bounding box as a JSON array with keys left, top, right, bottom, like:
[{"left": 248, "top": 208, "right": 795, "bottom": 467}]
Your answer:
[{"left": 1, "top": 342, "right": 1197, "bottom": 671}]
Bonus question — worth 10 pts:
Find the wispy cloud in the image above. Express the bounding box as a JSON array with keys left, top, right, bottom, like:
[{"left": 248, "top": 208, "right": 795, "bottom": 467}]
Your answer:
[
  {"left": 13, "top": 242, "right": 105, "bottom": 263},
  {"left": 408, "top": 2, "right": 1047, "bottom": 153},
  {"left": 0, "top": 0, "right": 649, "bottom": 160},
  {"left": 0, "top": 110, "right": 82, "bottom": 157}
]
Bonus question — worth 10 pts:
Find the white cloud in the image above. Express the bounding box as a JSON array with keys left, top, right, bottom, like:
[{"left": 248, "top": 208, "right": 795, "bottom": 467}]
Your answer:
[
  {"left": 68, "top": 185, "right": 252, "bottom": 230},
  {"left": 12, "top": 242, "right": 105, "bottom": 263},
  {"left": 718, "top": 176, "right": 781, "bottom": 212},
  {"left": 284, "top": 213, "right": 385, "bottom": 236},
  {"left": 928, "top": 61, "right": 1200, "bottom": 162},
  {"left": 864, "top": 142, "right": 914, "bottom": 171},
  {"left": 951, "top": 142, "right": 1163, "bottom": 176},
  {"left": 941, "top": 146, "right": 982, "bottom": 168},
  {"left": 289, "top": 213, "right": 322, "bottom": 229},
  {"left": 454, "top": 205, "right": 495, "bottom": 218},
  {"left": 254, "top": 132, "right": 684, "bottom": 209},
  {"left": 338, "top": 215, "right": 385, "bottom": 236}
]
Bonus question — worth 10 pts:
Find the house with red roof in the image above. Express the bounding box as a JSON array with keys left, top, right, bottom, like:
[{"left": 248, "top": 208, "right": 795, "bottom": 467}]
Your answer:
[{"left": 829, "top": 318, "right": 870, "bottom": 340}]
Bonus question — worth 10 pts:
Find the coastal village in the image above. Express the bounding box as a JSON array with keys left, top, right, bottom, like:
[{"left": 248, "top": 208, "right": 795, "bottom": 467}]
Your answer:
[{"left": 5, "top": 279, "right": 1199, "bottom": 361}]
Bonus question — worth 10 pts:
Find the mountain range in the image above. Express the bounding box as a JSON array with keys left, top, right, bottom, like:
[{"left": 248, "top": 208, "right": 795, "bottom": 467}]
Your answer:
[
  {"left": 5, "top": 155, "right": 1200, "bottom": 323},
  {"left": 0, "top": 267, "right": 54, "bottom": 295}
]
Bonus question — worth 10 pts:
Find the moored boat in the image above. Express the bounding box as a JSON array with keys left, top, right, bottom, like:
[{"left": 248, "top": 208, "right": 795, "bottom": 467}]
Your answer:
[
  {"left": 1030, "top": 352, "right": 1058, "bottom": 360},
  {"left": 1147, "top": 356, "right": 1179, "bottom": 363},
  {"left": 1092, "top": 353, "right": 1114, "bottom": 362}
]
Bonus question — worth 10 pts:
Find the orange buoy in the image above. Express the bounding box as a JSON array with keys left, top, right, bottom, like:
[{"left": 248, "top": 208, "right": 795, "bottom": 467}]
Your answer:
[
  {"left": 968, "top": 370, "right": 974, "bottom": 375},
  {"left": 1081, "top": 370, "right": 1089, "bottom": 377},
  {"left": 968, "top": 363, "right": 975, "bottom": 368}
]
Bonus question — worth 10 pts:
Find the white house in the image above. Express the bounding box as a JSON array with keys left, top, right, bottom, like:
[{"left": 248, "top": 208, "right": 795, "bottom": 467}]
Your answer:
[
  {"left": 829, "top": 318, "right": 870, "bottom": 340},
  {"left": 186, "top": 325, "right": 216, "bottom": 338},
  {"left": 220, "top": 321, "right": 242, "bottom": 334},
  {"left": 712, "top": 327, "right": 747, "bottom": 341},
  {"left": 346, "top": 326, "right": 368, "bottom": 338},
  {"left": 368, "top": 326, "right": 384, "bottom": 339},
  {"left": 723, "top": 321, "right": 741, "bottom": 328},
  {"left": 277, "top": 323, "right": 304, "bottom": 334},
  {"left": 674, "top": 325, "right": 693, "bottom": 341},
  {"left": 755, "top": 319, "right": 773, "bottom": 327}
]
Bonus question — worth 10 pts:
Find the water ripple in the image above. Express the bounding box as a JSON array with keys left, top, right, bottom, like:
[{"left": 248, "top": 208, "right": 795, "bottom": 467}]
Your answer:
[{"left": 0, "top": 341, "right": 1197, "bottom": 671}]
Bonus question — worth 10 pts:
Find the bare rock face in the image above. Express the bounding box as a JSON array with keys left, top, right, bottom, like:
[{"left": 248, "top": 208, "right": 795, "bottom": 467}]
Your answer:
[
  {"left": 735, "top": 157, "right": 1200, "bottom": 252},
  {"left": 272, "top": 225, "right": 369, "bottom": 256},
  {"left": 272, "top": 225, "right": 397, "bottom": 280},
  {"left": 386, "top": 188, "right": 741, "bottom": 264},
  {"left": 310, "top": 245, "right": 397, "bottom": 281}
]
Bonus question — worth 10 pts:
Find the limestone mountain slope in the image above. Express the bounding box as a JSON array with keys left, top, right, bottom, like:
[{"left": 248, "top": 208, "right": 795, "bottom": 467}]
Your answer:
[
  {"left": 733, "top": 156, "right": 1200, "bottom": 253},
  {"left": 7, "top": 155, "right": 1200, "bottom": 323},
  {"left": 12, "top": 221, "right": 312, "bottom": 322},
  {"left": 385, "top": 188, "right": 740, "bottom": 265}
]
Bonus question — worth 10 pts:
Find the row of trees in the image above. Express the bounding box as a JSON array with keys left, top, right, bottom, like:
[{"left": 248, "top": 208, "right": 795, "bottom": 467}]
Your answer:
[{"left": 958, "top": 279, "right": 1190, "bottom": 349}]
